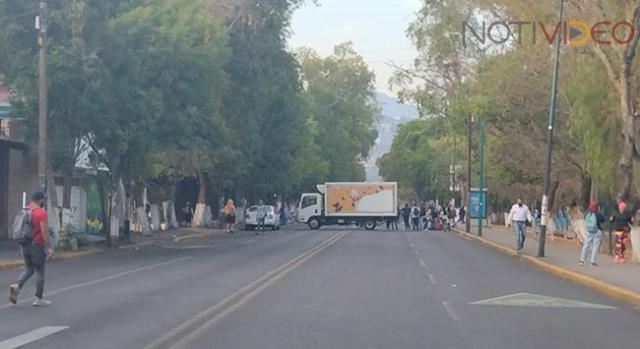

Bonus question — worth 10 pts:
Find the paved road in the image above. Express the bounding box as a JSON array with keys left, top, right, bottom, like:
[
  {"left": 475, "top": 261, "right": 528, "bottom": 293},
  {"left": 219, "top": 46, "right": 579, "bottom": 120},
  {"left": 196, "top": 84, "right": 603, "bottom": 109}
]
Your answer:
[{"left": 0, "top": 226, "right": 638, "bottom": 349}]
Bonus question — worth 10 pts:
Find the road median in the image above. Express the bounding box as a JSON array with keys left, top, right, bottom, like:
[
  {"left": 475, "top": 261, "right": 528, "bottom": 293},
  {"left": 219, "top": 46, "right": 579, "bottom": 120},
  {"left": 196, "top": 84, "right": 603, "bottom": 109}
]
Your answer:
[{"left": 452, "top": 228, "right": 640, "bottom": 308}]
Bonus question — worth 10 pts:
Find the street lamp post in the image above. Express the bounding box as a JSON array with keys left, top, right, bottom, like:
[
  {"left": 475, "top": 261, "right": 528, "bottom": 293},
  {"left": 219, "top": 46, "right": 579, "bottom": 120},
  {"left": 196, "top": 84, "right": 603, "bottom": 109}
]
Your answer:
[
  {"left": 466, "top": 114, "right": 472, "bottom": 233},
  {"left": 37, "top": 1, "right": 48, "bottom": 192},
  {"left": 538, "top": 0, "right": 565, "bottom": 258},
  {"left": 478, "top": 118, "right": 485, "bottom": 237}
]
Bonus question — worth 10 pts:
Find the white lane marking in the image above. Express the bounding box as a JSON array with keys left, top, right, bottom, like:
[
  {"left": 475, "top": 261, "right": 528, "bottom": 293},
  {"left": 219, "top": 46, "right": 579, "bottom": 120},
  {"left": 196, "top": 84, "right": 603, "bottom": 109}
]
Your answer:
[
  {"left": 0, "top": 326, "right": 69, "bottom": 349},
  {"left": 419, "top": 259, "right": 426, "bottom": 268},
  {"left": 428, "top": 274, "right": 437, "bottom": 285},
  {"left": 0, "top": 257, "right": 193, "bottom": 310},
  {"left": 413, "top": 249, "right": 419, "bottom": 256},
  {"left": 143, "top": 232, "right": 349, "bottom": 349},
  {"left": 442, "top": 301, "right": 460, "bottom": 321},
  {"left": 242, "top": 240, "right": 256, "bottom": 245}
]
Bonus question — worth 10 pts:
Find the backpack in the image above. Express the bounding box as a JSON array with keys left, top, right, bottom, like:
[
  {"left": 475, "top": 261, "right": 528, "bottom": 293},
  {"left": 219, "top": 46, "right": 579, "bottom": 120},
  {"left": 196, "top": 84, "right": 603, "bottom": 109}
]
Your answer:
[
  {"left": 12, "top": 208, "right": 33, "bottom": 245},
  {"left": 585, "top": 212, "right": 598, "bottom": 234},
  {"left": 412, "top": 207, "right": 420, "bottom": 217}
]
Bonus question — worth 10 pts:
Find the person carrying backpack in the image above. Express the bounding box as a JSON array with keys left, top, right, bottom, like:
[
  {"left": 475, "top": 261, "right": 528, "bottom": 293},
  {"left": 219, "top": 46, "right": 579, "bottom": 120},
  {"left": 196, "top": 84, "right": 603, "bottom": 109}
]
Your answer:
[
  {"left": 9, "top": 192, "right": 53, "bottom": 306},
  {"left": 579, "top": 201, "right": 605, "bottom": 267},
  {"left": 410, "top": 203, "right": 420, "bottom": 231}
]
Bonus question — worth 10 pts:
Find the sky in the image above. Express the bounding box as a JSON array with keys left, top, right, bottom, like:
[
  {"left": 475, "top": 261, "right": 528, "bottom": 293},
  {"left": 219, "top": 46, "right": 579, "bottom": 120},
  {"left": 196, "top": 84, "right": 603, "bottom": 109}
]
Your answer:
[{"left": 288, "top": 0, "right": 421, "bottom": 96}]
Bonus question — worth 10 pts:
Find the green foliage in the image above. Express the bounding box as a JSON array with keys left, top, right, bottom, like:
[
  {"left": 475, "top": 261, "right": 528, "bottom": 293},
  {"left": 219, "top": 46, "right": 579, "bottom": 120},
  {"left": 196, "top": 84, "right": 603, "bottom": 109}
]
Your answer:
[
  {"left": 0, "top": 0, "right": 379, "bottom": 204},
  {"left": 299, "top": 43, "right": 379, "bottom": 183},
  {"left": 378, "top": 118, "right": 451, "bottom": 201},
  {"left": 565, "top": 57, "right": 621, "bottom": 192}
]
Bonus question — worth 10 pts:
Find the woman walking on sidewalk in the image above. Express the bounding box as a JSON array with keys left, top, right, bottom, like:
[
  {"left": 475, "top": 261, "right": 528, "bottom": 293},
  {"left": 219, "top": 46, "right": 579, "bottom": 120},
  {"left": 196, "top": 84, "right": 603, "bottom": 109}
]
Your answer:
[
  {"left": 223, "top": 199, "right": 236, "bottom": 234},
  {"left": 610, "top": 201, "right": 633, "bottom": 264},
  {"left": 579, "top": 201, "right": 605, "bottom": 267}
]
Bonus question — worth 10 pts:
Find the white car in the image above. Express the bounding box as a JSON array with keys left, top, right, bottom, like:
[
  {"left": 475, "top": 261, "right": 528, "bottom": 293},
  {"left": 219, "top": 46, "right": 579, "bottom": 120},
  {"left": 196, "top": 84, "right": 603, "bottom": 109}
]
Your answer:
[{"left": 245, "top": 205, "right": 280, "bottom": 231}]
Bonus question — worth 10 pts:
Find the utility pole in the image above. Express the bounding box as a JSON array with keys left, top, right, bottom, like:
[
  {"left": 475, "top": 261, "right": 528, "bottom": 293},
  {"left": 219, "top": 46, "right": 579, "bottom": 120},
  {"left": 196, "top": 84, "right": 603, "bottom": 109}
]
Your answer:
[
  {"left": 37, "top": 1, "right": 48, "bottom": 192},
  {"left": 478, "top": 118, "right": 485, "bottom": 237},
  {"left": 466, "top": 114, "right": 472, "bottom": 233},
  {"left": 538, "top": 0, "right": 565, "bottom": 258}
]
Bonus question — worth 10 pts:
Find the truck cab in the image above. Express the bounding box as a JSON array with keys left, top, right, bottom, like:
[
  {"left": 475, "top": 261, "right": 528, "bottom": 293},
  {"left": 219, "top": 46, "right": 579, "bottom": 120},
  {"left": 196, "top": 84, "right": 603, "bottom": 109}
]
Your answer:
[
  {"left": 297, "top": 182, "right": 398, "bottom": 231},
  {"left": 297, "top": 193, "right": 322, "bottom": 225}
]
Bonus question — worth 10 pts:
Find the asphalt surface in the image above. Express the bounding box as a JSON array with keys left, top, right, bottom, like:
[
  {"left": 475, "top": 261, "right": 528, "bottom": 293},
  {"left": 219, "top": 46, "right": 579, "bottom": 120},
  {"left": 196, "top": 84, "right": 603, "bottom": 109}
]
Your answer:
[{"left": 0, "top": 225, "right": 638, "bottom": 349}]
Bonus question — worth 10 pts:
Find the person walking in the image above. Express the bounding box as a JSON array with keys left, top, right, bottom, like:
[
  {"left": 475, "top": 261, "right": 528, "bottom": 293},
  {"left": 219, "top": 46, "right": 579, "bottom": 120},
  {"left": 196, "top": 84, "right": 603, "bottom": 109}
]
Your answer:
[
  {"left": 579, "top": 201, "right": 605, "bottom": 267},
  {"left": 393, "top": 206, "right": 400, "bottom": 231},
  {"left": 447, "top": 205, "right": 456, "bottom": 229},
  {"left": 400, "top": 204, "right": 411, "bottom": 230},
  {"left": 9, "top": 192, "right": 53, "bottom": 306},
  {"left": 610, "top": 201, "right": 633, "bottom": 264},
  {"left": 280, "top": 205, "right": 288, "bottom": 226},
  {"left": 223, "top": 199, "right": 236, "bottom": 234},
  {"left": 508, "top": 197, "right": 532, "bottom": 250},
  {"left": 183, "top": 202, "right": 194, "bottom": 227},
  {"left": 419, "top": 204, "right": 427, "bottom": 230},
  {"left": 256, "top": 200, "right": 268, "bottom": 235},
  {"left": 411, "top": 203, "right": 420, "bottom": 231},
  {"left": 458, "top": 206, "right": 466, "bottom": 225}
]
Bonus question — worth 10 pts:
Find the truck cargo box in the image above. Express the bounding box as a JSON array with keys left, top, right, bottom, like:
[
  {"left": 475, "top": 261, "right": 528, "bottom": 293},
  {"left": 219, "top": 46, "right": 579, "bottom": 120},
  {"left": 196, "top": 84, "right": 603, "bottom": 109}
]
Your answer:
[{"left": 324, "top": 182, "right": 397, "bottom": 217}]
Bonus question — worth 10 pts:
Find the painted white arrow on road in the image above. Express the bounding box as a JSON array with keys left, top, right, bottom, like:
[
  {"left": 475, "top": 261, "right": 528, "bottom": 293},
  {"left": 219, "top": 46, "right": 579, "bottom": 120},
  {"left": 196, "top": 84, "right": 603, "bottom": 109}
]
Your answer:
[
  {"left": 471, "top": 292, "right": 616, "bottom": 309},
  {"left": 0, "top": 326, "right": 69, "bottom": 349}
]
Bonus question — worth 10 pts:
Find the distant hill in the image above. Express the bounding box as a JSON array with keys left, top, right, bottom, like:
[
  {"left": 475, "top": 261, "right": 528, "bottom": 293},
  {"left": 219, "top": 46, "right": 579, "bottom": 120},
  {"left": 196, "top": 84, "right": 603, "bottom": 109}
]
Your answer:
[
  {"left": 374, "top": 92, "right": 419, "bottom": 121},
  {"left": 366, "top": 92, "right": 419, "bottom": 182}
]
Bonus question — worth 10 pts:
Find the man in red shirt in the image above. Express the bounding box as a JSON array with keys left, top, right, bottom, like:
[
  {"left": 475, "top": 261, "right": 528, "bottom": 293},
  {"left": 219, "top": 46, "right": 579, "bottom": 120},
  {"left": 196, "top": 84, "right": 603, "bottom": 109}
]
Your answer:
[{"left": 9, "top": 192, "right": 53, "bottom": 306}]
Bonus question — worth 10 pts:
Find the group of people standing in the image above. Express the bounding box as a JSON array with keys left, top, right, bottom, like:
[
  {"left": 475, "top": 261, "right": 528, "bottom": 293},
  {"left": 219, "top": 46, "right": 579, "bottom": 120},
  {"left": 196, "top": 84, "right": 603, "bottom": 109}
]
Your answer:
[
  {"left": 508, "top": 197, "right": 634, "bottom": 265},
  {"left": 390, "top": 202, "right": 462, "bottom": 231}
]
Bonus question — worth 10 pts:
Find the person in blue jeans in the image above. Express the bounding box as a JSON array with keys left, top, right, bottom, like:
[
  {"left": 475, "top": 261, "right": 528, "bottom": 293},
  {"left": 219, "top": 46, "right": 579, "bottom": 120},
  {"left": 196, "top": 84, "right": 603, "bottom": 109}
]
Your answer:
[
  {"left": 508, "top": 198, "right": 533, "bottom": 250},
  {"left": 580, "top": 201, "right": 606, "bottom": 267},
  {"left": 256, "top": 200, "right": 267, "bottom": 234}
]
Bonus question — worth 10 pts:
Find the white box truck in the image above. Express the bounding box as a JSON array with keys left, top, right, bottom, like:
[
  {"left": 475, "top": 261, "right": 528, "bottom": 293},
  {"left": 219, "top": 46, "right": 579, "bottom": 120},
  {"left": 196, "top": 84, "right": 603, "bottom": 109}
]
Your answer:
[{"left": 297, "top": 182, "right": 398, "bottom": 230}]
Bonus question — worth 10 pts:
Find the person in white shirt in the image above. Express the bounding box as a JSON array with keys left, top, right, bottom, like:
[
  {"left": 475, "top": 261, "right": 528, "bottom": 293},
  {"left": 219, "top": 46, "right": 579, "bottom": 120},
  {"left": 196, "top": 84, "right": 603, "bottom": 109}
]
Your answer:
[{"left": 508, "top": 198, "right": 533, "bottom": 250}]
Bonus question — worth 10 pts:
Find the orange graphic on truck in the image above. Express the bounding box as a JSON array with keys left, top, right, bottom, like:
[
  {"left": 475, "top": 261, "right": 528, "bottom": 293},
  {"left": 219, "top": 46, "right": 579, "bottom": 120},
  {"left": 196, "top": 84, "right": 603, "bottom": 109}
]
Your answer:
[{"left": 326, "top": 184, "right": 395, "bottom": 214}]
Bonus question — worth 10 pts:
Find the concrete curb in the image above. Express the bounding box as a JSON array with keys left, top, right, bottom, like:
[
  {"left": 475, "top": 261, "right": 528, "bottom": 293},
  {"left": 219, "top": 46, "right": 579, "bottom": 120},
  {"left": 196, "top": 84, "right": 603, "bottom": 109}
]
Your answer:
[
  {"left": 452, "top": 228, "right": 640, "bottom": 308},
  {"left": 0, "top": 248, "right": 104, "bottom": 271},
  {"left": 0, "top": 260, "right": 23, "bottom": 271},
  {"left": 118, "top": 241, "right": 155, "bottom": 251},
  {"left": 173, "top": 230, "right": 224, "bottom": 242}
]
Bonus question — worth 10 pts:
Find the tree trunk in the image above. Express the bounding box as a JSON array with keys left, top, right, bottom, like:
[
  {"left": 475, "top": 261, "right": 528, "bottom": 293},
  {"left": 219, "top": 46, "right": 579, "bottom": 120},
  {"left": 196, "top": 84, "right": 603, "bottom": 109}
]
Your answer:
[
  {"left": 618, "top": 50, "right": 638, "bottom": 200},
  {"left": 62, "top": 170, "right": 73, "bottom": 210},
  {"left": 192, "top": 170, "right": 208, "bottom": 227},
  {"left": 547, "top": 180, "right": 560, "bottom": 212},
  {"left": 197, "top": 170, "right": 206, "bottom": 204},
  {"left": 579, "top": 175, "right": 592, "bottom": 209},
  {"left": 590, "top": 179, "right": 598, "bottom": 203},
  {"left": 98, "top": 173, "right": 110, "bottom": 247},
  {"left": 618, "top": 135, "right": 635, "bottom": 201}
]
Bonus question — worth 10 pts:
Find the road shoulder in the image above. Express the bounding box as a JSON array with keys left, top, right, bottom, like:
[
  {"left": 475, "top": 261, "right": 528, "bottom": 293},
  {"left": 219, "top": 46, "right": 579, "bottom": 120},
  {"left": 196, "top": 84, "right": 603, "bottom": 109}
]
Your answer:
[{"left": 452, "top": 227, "right": 640, "bottom": 308}]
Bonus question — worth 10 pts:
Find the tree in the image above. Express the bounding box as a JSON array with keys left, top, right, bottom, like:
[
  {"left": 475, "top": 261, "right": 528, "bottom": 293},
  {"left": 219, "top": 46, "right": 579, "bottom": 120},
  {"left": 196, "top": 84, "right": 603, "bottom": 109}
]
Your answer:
[
  {"left": 566, "top": 0, "right": 640, "bottom": 201},
  {"left": 378, "top": 118, "right": 452, "bottom": 201},
  {"left": 299, "top": 43, "right": 379, "bottom": 183}
]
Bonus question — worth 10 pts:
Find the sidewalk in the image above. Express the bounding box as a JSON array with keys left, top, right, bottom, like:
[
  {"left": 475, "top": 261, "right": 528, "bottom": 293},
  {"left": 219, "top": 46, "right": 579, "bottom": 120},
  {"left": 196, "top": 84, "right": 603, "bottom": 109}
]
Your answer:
[
  {"left": 0, "top": 227, "right": 225, "bottom": 270},
  {"left": 0, "top": 240, "right": 103, "bottom": 271},
  {"left": 453, "top": 224, "right": 640, "bottom": 307}
]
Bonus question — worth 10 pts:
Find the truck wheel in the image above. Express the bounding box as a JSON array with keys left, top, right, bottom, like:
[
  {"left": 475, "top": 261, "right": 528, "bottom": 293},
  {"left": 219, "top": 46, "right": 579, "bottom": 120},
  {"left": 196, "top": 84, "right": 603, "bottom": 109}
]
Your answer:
[
  {"left": 308, "top": 218, "right": 321, "bottom": 230},
  {"left": 364, "top": 220, "right": 377, "bottom": 230}
]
